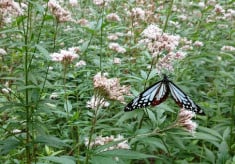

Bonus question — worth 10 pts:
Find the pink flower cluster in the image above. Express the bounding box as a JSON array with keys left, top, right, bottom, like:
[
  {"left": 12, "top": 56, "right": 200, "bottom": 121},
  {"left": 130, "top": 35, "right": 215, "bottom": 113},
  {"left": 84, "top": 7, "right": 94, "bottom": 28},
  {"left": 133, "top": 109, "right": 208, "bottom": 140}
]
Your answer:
[
  {"left": 108, "top": 43, "right": 126, "bottom": 54},
  {"left": 206, "top": 3, "right": 235, "bottom": 22},
  {"left": 85, "top": 135, "right": 130, "bottom": 150},
  {"left": 93, "top": 72, "right": 130, "bottom": 102},
  {"left": 106, "top": 13, "right": 121, "bottom": 22},
  {"left": 50, "top": 48, "right": 79, "bottom": 63},
  {"left": 177, "top": 108, "right": 198, "bottom": 134},
  {"left": 0, "top": 0, "right": 25, "bottom": 25},
  {"left": 48, "top": 0, "right": 74, "bottom": 22},
  {"left": 139, "top": 24, "right": 185, "bottom": 73}
]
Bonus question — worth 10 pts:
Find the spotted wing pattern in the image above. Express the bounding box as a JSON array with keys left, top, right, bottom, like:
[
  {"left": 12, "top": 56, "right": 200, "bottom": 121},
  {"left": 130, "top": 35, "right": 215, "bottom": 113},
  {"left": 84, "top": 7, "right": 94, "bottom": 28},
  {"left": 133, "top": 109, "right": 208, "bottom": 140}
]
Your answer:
[
  {"left": 124, "top": 75, "right": 204, "bottom": 115},
  {"left": 124, "top": 79, "right": 169, "bottom": 111},
  {"left": 168, "top": 81, "right": 205, "bottom": 114}
]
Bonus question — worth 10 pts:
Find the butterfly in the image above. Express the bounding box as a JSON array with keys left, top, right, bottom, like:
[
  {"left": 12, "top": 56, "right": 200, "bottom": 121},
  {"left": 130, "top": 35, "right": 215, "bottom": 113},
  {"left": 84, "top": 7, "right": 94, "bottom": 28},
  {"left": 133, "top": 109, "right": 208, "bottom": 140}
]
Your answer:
[{"left": 124, "top": 75, "right": 205, "bottom": 115}]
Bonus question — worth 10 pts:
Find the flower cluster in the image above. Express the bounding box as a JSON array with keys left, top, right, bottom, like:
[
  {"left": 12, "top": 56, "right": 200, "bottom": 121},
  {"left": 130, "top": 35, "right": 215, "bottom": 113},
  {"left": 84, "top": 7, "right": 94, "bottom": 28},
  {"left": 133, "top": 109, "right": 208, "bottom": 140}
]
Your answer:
[
  {"left": 0, "top": 48, "right": 7, "bottom": 56},
  {"left": 93, "top": 72, "right": 130, "bottom": 102},
  {"left": 93, "top": 0, "right": 112, "bottom": 6},
  {"left": 206, "top": 3, "right": 235, "bottom": 22},
  {"left": 108, "top": 43, "right": 126, "bottom": 54},
  {"left": 107, "top": 34, "right": 119, "bottom": 41},
  {"left": 77, "top": 18, "right": 89, "bottom": 26},
  {"left": 128, "top": 7, "right": 145, "bottom": 20},
  {"left": 141, "top": 25, "right": 181, "bottom": 54},
  {"left": 75, "top": 60, "right": 86, "bottom": 67},
  {"left": 193, "top": 41, "right": 204, "bottom": 47},
  {"left": 86, "top": 95, "right": 110, "bottom": 110},
  {"left": 48, "top": 0, "right": 74, "bottom": 23},
  {"left": 106, "top": 13, "right": 121, "bottom": 22},
  {"left": 0, "top": 0, "right": 25, "bottom": 25},
  {"left": 177, "top": 108, "right": 198, "bottom": 134},
  {"left": 156, "top": 51, "right": 186, "bottom": 72},
  {"left": 221, "top": 45, "right": 235, "bottom": 52},
  {"left": 85, "top": 135, "right": 130, "bottom": 151},
  {"left": 139, "top": 24, "right": 185, "bottom": 73},
  {"left": 69, "top": 0, "right": 78, "bottom": 7},
  {"left": 50, "top": 47, "right": 79, "bottom": 63},
  {"left": 214, "top": 4, "right": 225, "bottom": 14},
  {"left": 113, "top": 57, "right": 121, "bottom": 64}
]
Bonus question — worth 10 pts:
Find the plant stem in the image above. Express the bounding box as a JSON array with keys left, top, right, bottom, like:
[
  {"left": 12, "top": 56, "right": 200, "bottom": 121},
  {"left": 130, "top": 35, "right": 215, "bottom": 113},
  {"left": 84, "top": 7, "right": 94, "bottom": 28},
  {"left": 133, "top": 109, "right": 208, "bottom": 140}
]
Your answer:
[
  {"left": 99, "top": 5, "right": 105, "bottom": 71},
  {"left": 85, "top": 94, "right": 102, "bottom": 164},
  {"left": 24, "top": 2, "right": 31, "bottom": 163},
  {"left": 163, "top": 0, "right": 174, "bottom": 32},
  {"left": 63, "top": 62, "right": 69, "bottom": 119}
]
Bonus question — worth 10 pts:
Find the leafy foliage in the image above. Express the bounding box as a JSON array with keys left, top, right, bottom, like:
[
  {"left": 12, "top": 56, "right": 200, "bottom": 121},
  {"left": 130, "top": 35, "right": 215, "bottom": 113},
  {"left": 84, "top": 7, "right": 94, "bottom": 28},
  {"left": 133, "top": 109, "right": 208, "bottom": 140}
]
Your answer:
[{"left": 0, "top": 0, "right": 234, "bottom": 164}]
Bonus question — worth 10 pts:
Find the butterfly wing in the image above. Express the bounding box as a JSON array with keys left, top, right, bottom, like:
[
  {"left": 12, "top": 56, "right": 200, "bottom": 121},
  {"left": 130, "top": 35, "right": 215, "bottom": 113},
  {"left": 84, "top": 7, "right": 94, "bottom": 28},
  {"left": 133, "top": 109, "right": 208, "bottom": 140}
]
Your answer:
[
  {"left": 124, "top": 80, "right": 169, "bottom": 112},
  {"left": 168, "top": 81, "right": 205, "bottom": 114}
]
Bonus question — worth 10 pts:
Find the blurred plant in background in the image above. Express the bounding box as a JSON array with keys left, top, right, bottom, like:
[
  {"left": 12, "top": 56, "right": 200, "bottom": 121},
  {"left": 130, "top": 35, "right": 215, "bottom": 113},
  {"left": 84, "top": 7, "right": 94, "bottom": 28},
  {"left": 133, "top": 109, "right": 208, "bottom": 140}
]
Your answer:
[{"left": 0, "top": 0, "right": 234, "bottom": 164}]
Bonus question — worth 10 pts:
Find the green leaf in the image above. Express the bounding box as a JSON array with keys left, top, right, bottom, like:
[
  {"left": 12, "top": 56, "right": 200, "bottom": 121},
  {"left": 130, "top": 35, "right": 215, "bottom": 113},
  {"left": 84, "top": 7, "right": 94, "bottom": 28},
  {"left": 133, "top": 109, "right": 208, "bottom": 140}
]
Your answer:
[
  {"left": 91, "top": 156, "right": 119, "bottom": 164},
  {"left": 35, "top": 135, "right": 69, "bottom": 148},
  {"left": 141, "top": 137, "right": 168, "bottom": 153},
  {"left": 204, "top": 147, "right": 215, "bottom": 163},
  {"left": 64, "top": 99, "right": 72, "bottom": 113},
  {"left": 140, "top": 70, "right": 147, "bottom": 79},
  {"left": 97, "top": 149, "right": 157, "bottom": 160},
  {"left": 146, "top": 109, "right": 157, "bottom": 125},
  {"left": 148, "top": 69, "right": 158, "bottom": 80},
  {"left": 0, "top": 138, "right": 20, "bottom": 155},
  {"left": 36, "top": 44, "right": 50, "bottom": 60},
  {"left": 40, "top": 156, "right": 75, "bottom": 164},
  {"left": 194, "top": 132, "right": 221, "bottom": 145},
  {"left": 222, "top": 127, "right": 230, "bottom": 140}
]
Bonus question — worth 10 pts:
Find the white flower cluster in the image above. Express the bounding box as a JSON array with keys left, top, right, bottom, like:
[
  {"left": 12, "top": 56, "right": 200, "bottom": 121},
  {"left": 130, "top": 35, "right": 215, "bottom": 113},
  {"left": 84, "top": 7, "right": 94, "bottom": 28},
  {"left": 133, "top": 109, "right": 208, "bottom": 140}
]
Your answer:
[
  {"left": 85, "top": 135, "right": 130, "bottom": 151},
  {"left": 86, "top": 95, "right": 110, "bottom": 110}
]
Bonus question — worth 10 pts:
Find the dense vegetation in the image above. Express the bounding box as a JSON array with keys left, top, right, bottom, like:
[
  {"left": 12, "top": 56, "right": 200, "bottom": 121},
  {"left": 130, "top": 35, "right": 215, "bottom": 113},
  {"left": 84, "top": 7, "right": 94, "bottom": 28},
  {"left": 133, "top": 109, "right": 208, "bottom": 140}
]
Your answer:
[{"left": 0, "top": 0, "right": 234, "bottom": 163}]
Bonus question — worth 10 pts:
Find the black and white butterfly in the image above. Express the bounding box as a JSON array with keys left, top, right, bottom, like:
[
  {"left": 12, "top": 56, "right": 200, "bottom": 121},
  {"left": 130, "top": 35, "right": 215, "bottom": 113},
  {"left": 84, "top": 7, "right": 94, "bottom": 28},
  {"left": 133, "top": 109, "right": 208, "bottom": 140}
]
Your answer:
[{"left": 124, "top": 75, "right": 204, "bottom": 114}]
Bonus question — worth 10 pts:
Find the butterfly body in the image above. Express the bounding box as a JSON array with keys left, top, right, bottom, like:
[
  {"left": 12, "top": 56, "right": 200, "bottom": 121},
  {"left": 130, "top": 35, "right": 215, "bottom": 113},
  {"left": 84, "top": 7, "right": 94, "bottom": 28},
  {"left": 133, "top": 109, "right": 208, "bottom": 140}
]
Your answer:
[{"left": 124, "top": 75, "right": 205, "bottom": 115}]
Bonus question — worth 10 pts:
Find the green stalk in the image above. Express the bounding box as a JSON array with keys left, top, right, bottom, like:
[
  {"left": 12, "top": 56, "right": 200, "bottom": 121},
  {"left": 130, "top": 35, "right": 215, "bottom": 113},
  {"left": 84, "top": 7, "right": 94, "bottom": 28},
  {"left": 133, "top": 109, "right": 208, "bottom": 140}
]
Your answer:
[
  {"left": 24, "top": 2, "right": 31, "bottom": 163},
  {"left": 99, "top": 5, "right": 105, "bottom": 71},
  {"left": 163, "top": 0, "right": 174, "bottom": 32},
  {"left": 63, "top": 62, "right": 69, "bottom": 119},
  {"left": 85, "top": 94, "right": 102, "bottom": 164}
]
